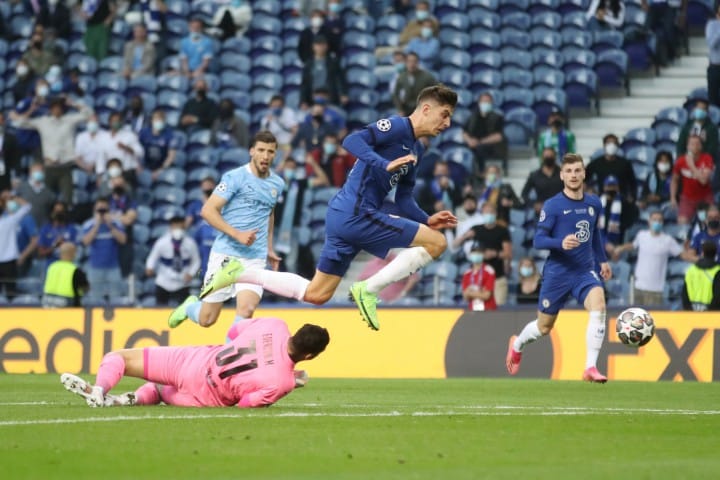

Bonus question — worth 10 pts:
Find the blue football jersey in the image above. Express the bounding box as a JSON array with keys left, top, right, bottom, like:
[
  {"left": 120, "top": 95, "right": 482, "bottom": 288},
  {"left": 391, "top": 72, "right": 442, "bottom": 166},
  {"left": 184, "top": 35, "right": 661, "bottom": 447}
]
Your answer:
[
  {"left": 331, "top": 116, "right": 427, "bottom": 223},
  {"left": 210, "top": 165, "right": 285, "bottom": 260},
  {"left": 535, "top": 192, "right": 607, "bottom": 273}
]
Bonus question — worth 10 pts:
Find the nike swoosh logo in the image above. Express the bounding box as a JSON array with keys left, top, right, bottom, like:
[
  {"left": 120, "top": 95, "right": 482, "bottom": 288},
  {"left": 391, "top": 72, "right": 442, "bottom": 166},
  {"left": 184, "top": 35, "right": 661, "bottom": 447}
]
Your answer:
[
  {"left": 563, "top": 210, "right": 572, "bottom": 214},
  {"left": 401, "top": 145, "right": 410, "bottom": 151}
]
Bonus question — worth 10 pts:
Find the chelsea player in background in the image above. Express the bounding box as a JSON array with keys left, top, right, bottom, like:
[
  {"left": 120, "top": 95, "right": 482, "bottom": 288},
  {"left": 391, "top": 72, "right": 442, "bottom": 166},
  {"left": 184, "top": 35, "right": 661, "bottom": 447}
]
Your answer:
[
  {"left": 200, "top": 85, "right": 459, "bottom": 330},
  {"left": 506, "top": 153, "right": 613, "bottom": 383}
]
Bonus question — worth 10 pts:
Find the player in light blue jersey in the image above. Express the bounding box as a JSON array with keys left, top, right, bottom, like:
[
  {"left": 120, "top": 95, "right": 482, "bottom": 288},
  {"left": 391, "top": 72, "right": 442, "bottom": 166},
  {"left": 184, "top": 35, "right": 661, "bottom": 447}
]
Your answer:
[
  {"left": 506, "top": 153, "right": 613, "bottom": 383},
  {"left": 199, "top": 85, "right": 459, "bottom": 330},
  {"left": 168, "top": 131, "right": 285, "bottom": 329}
]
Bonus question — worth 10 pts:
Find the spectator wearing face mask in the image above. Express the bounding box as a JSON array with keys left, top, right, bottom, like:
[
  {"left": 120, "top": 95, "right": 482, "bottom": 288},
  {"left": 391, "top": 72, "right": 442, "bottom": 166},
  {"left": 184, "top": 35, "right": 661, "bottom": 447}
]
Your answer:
[
  {"left": 75, "top": 113, "right": 113, "bottom": 176},
  {"left": 124, "top": 95, "right": 149, "bottom": 134},
  {"left": 298, "top": 9, "right": 341, "bottom": 63},
  {"left": 418, "top": 161, "right": 463, "bottom": 216},
  {"left": 139, "top": 109, "right": 179, "bottom": 181},
  {"left": 469, "top": 202, "right": 512, "bottom": 305},
  {"left": 479, "top": 165, "right": 522, "bottom": 228},
  {"left": 537, "top": 109, "right": 576, "bottom": 159},
  {"left": 463, "top": 92, "right": 507, "bottom": 175},
  {"left": 44, "top": 65, "right": 68, "bottom": 97},
  {"left": 146, "top": 215, "right": 200, "bottom": 306},
  {"left": 461, "top": 241, "right": 497, "bottom": 311},
  {"left": 404, "top": 19, "right": 440, "bottom": 69},
  {"left": 300, "top": 35, "right": 347, "bottom": 108},
  {"left": 516, "top": 257, "right": 542, "bottom": 305},
  {"left": 677, "top": 100, "right": 719, "bottom": 159},
  {"left": 586, "top": 133, "right": 637, "bottom": 200},
  {"left": 614, "top": 210, "right": 693, "bottom": 306},
  {"left": 180, "top": 78, "right": 219, "bottom": 132},
  {"left": 37, "top": 201, "right": 79, "bottom": 266},
  {"left": 686, "top": 201, "right": 711, "bottom": 248},
  {"left": 0, "top": 193, "right": 31, "bottom": 300},
  {"left": 311, "top": 88, "right": 348, "bottom": 136},
  {"left": 16, "top": 163, "right": 57, "bottom": 228},
  {"left": 521, "top": 147, "right": 563, "bottom": 216},
  {"left": 180, "top": 18, "right": 214, "bottom": 79},
  {"left": 671, "top": 135, "right": 715, "bottom": 224},
  {"left": 392, "top": 52, "right": 438, "bottom": 116},
  {"left": 689, "top": 204, "right": 720, "bottom": 263},
  {"left": 451, "top": 194, "right": 484, "bottom": 250},
  {"left": 21, "top": 31, "right": 58, "bottom": 77},
  {"left": 305, "top": 133, "right": 355, "bottom": 188},
  {"left": 597, "top": 175, "right": 639, "bottom": 255},
  {"left": 260, "top": 95, "right": 299, "bottom": 162},
  {"left": 105, "top": 111, "right": 144, "bottom": 186},
  {"left": 12, "top": 60, "right": 37, "bottom": 105},
  {"left": 398, "top": 0, "right": 439, "bottom": 47},
  {"left": 211, "top": 98, "right": 250, "bottom": 149},
  {"left": 640, "top": 150, "right": 674, "bottom": 209},
  {"left": 291, "top": 103, "right": 339, "bottom": 152},
  {"left": 99, "top": 160, "right": 138, "bottom": 278}
]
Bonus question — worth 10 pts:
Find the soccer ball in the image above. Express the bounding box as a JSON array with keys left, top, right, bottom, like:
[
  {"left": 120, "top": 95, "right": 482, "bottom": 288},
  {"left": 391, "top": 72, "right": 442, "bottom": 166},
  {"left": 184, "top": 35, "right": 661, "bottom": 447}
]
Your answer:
[{"left": 615, "top": 307, "right": 655, "bottom": 347}]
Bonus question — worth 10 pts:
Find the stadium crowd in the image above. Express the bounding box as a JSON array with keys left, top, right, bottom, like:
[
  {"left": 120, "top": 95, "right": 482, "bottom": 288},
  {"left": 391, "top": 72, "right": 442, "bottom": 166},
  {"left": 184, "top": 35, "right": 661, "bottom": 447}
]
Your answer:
[{"left": 0, "top": 0, "right": 718, "bottom": 310}]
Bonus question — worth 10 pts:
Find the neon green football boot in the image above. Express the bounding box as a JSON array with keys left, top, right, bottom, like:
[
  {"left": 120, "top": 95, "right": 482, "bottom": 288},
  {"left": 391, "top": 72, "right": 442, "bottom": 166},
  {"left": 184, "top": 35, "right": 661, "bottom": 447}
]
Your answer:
[
  {"left": 199, "top": 258, "right": 244, "bottom": 300},
  {"left": 168, "top": 295, "right": 198, "bottom": 328},
  {"left": 349, "top": 281, "right": 380, "bottom": 331}
]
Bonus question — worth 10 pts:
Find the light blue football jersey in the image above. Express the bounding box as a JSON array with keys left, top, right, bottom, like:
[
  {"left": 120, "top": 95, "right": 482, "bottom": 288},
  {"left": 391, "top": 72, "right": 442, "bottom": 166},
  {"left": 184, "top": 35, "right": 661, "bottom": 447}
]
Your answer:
[{"left": 210, "top": 164, "right": 285, "bottom": 260}]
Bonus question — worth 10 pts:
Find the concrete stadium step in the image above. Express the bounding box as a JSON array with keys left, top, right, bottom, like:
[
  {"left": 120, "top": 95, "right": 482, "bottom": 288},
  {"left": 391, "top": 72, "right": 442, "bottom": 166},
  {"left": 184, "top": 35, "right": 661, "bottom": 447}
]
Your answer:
[{"left": 631, "top": 76, "right": 703, "bottom": 98}]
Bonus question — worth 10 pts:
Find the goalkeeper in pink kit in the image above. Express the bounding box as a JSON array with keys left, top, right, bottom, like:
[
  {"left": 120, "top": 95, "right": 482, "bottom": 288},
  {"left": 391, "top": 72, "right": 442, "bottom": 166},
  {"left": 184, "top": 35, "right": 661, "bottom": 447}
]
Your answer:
[{"left": 60, "top": 318, "right": 330, "bottom": 408}]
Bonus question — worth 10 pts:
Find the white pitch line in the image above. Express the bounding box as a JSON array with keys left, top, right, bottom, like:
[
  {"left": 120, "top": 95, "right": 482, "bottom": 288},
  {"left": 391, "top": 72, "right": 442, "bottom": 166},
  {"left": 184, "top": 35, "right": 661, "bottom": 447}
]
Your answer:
[
  {"left": 1, "top": 406, "right": 720, "bottom": 427},
  {"left": 0, "top": 401, "right": 57, "bottom": 406}
]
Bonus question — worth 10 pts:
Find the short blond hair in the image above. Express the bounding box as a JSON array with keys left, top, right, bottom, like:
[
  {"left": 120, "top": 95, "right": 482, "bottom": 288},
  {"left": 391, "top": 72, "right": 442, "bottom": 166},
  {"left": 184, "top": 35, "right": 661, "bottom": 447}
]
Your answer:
[{"left": 561, "top": 153, "right": 584, "bottom": 166}]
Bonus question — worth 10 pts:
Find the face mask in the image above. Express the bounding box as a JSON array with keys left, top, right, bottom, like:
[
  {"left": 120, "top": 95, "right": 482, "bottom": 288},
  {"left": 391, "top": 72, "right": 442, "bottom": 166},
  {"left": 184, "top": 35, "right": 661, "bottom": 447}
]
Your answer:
[
  {"left": 108, "top": 166, "right": 122, "bottom": 178},
  {"left": 698, "top": 210, "right": 708, "bottom": 222},
  {"left": 421, "top": 27, "right": 432, "bottom": 38},
  {"left": 310, "top": 17, "right": 323, "bottom": 29},
  {"left": 196, "top": 89, "right": 207, "bottom": 99},
  {"left": 31, "top": 170, "right": 45, "bottom": 183},
  {"left": 416, "top": 10, "right": 429, "bottom": 20},
  {"left": 394, "top": 62, "right": 405, "bottom": 72},
  {"left": 693, "top": 108, "right": 707, "bottom": 121},
  {"left": 479, "top": 102, "right": 492, "bottom": 114},
  {"left": 323, "top": 142, "right": 337, "bottom": 155},
  {"left": 37, "top": 85, "right": 49, "bottom": 97},
  {"left": 52, "top": 212, "right": 67, "bottom": 223},
  {"left": 469, "top": 253, "right": 484, "bottom": 264},
  {"left": 657, "top": 162, "right": 671, "bottom": 173},
  {"left": 32, "top": 40, "right": 43, "bottom": 49},
  {"left": 543, "top": 156, "right": 556, "bottom": 167},
  {"left": 284, "top": 169, "right": 295, "bottom": 181},
  {"left": 708, "top": 220, "right": 720, "bottom": 230},
  {"left": 16, "top": 64, "right": 29, "bottom": 77},
  {"left": 112, "top": 186, "right": 126, "bottom": 196},
  {"left": 329, "top": 2, "right": 341, "bottom": 13},
  {"left": 313, "top": 114, "right": 324, "bottom": 123},
  {"left": 50, "top": 80, "right": 63, "bottom": 93},
  {"left": 272, "top": 107, "right": 283, "bottom": 116},
  {"left": 110, "top": 120, "right": 122, "bottom": 131},
  {"left": 604, "top": 143, "right": 618, "bottom": 156},
  {"left": 483, "top": 213, "right": 496, "bottom": 224},
  {"left": 171, "top": 228, "right": 184, "bottom": 241},
  {"left": 86, "top": 121, "right": 99, "bottom": 133},
  {"left": 191, "top": 32, "right": 201, "bottom": 41},
  {"left": 520, "top": 266, "right": 534, "bottom": 277},
  {"left": 152, "top": 120, "right": 165, "bottom": 131},
  {"left": 551, "top": 119, "right": 563, "bottom": 129},
  {"left": 6, "top": 200, "right": 19, "bottom": 213},
  {"left": 219, "top": 106, "right": 234, "bottom": 119},
  {"left": 650, "top": 221, "right": 663, "bottom": 233},
  {"left": 313, "top": 96, "right": 328, "bottom": 105},
  {"left": 485, "top": 173, "right": 497, "bottom": 184}
]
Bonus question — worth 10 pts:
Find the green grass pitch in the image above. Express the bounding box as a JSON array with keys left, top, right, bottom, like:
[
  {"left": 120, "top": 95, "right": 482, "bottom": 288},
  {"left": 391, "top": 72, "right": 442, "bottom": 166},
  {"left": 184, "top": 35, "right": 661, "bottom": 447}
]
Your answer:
[{"left": 2, "top": 375, "right": 719, "bottom": 480}]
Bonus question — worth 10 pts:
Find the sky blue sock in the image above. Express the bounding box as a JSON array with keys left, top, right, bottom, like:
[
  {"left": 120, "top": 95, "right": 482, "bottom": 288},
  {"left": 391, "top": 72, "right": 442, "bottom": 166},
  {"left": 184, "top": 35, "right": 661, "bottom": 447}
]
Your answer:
[
  {"left": 186, "top": 301, "right": 202, "bottom": 324},
  {"left": 226, "top": 315, "right": 246, "bottom": 343}
]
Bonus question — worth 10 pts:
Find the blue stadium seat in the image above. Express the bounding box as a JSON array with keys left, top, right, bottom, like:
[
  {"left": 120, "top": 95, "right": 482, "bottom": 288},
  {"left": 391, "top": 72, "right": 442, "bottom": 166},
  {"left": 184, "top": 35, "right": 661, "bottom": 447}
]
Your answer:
[
  {"left": 153, "top": 185, "right": 187, "bottom": 207},
  {"left": 499, "top": 0, "right": 530, "bottom": 15},
  {"left": 220, "top": 71, "right": 252, "bottom": 91},
  {"left": 533, "top": 67, "right": 565, "bottom": 88},
  {"left": 347, "top": 108, "right": 378, "bottom": 130},
  {"left": 470, "top": 69, "right": 503, "bottom": 91},
  {"left": 626, "top": 146, "right": 657, "bottom": 165},
  {"left": 165, "top": 18, "right": 189, "bottom": 38},
  {"left": 94, "top": 74, "right": 127, "bottom": 96},
  {"left": 439, "top": 31, "right": 471, "bottom": 51},
  {"left": 501, "top": 87, "right": 534, "bottom": 110},
  {"left": 561, "top": 28, "right": 592, "bottom": 49},
  {"left": 166, "top": 0, "right": 190, "bottom": 20},
  {"left": 469, "top": 10, "right": 501, "bottom": 30},
  {"left": 501, "top": 12, "right": 531, "bottom": 30},
  {"left": 437, "top": 126, "right": 466, "bottom": 150},
  {"left": 187, "top": 129, "right": 212, "bottom": 152},
  {"left": 532, "top": 47, "right": 563, "bottom": 69},
  {"left": 533, "top": 87, "right": 567, "bottom": 125},
  {"left": 187, "top": 148, "right": 219, "bottom": 170},
  {"left": 530, "top": 28, "right": 562, "bottom": 50},
  {"left": 250, "top": 53, "right": 282, "bottom": 76},
  {"left": 10, "top": 16, "right": 33, "bottom": 38},
  {"left": 558, "top": 0, "right": 589, "bottom": 14},
  {"left": 562, "top": 47, "right": 596, "bottom": 73},
  {"left": 133, "top": 224, "right": 150, "bottom": 245},
  {"left": 504, "top": 107, "right": 537, "bottom": 146},
  {"left": 77, "top": 76, "right": 97, "bottom": 96},
  {"left": 344, "top": 51, "right": 376, "bottom": 70},
  {"left": 345, "top": 67, "right": 377, "bottom": 89},
  {"left": 687, "top": 0, "right": 713, "bottom": 30},
  {"left": 344, "top": 13, "right": 375, "bottom": 33},
  {"left": 652, "top": 106, "right": 688, "bottom": 128},
  {"left": 440, "top": 48, "right": 472, "bottom": 69},
  {"left": 342, "top": 32, "right": 376, "bottom": 55},
  {"left": 154, "top": 167, "right": 187, "bottom": 187},
  {"left": 68, "top": 54, "right": 98, "bottom": 75},
  {"left": 500, "top": 28, "right": 531, "bottom": 50},
  {"left": 98, "top": 55, "right": 123, "bottom": 74},
  {"left": 159, "top": 55, "right": 182, "bottom": 73},
  {"left": 249, "top": 88, "right": 275, "bottom": 111},
  {"left": 531, "top": 10, "right": 562, "bottom": 29},
  {"left": 564, "top": 68, "right": 597, "bottom": 111},
  {"left": 186, "top": 167, "right": 219, "bottom": 188},
  {"left": 444, "top": 147, "right": 475, "bottom": 183},
  {"left": 439, "top": 12, "right": 471, "bottom": 31},
  {"left": 501, "top": 47, "right": 532, "bottom": 69},
  {"left": 136, "top": 205, "right": 153, "bottom": 226},
  {"left": 152, "top": 205, "right": 186, "bottom": 225},
  {"left": 126, "top": 75, "right": 157, "bottom": 96},
  {"left": 594, "top": 49, "right": 628, "bottom": 91},
  {"left": 685, "top": 86, "right": 709, "bottom": 107},
  {"left": 219, "top": 148, "right": 250, "bottom": 171},
  {"left": 94, "top": 93, "right": 126, "bottom": 114},
  {"left": 251, "top": 35, "right": 283, "bottom": 55},
  {"left": 221, "top": 36, "right": 251, "bottom": 54},
  {"left": 157, "top": 90, "right": 187, "bottom": 111},
  {"left": 502, "top": 67, "right": 533, "bottom": 88},
  {"left": 562, "top": 11, "right": 588, "bottom": 30},
  {"left": 622, "top": 128, "right": 656, "bottom": 151},
  {"left": 439, "top": 67, "right": 471, "bottom": 89},
  {"left": 347, "top": 88, "right": 379, "bottom": 110},
  {"left": 253, "top": 73, "right": 283, "bottom": 91},
  {"left": 469, "top": 29, "right": 501, "bottom": 54},
  {"left": 592, "top": 30, "right": 624, "bottom": 54},
  {"left": 376, "top": 13, "right": 405, "bottom": 33},
  {"left": 219, "top": 52, "right": 251, "bottom": 73},
  {"left": 437, "top": 0, "right": 469, "bottom": 16},
  {"left": 654, "top": 123, "right": 680, "bottom": 146}
]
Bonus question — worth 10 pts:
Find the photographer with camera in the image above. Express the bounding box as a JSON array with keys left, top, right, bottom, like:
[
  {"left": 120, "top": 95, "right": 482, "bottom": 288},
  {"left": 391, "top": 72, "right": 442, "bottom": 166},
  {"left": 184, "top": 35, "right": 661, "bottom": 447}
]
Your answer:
[{"left": 81, "top": 197, "right": 127, "bottom": 304}]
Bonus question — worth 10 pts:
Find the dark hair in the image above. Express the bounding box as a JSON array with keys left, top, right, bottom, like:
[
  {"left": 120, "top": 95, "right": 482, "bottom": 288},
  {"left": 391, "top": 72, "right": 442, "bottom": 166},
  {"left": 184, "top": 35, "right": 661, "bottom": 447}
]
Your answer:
[
  {"left": 107, "top": 157, "right": 122, "bottom": 168},
  {"left": 603, "top": 133, "right": 618, "bottom": 144},
  {"left": 561, "top": 153, "right": 584, "bottom": 166},
  {"left": 95, "top": 196, "right": 110, "bottom": 205},
  {"left": 416, "top": 84, "right": 458, "bottom": 108},
  {"left": 201, "top": 176, "right": 216, "bottom": 184},
  {"left": 655, "top": 150, "right": 673, "bottom": 164},
  {"left": 702, "top": 240, "right": 718, "bottom": 259},
  {"left": 291, "top": 324, "right": 330, "bottom": 357},
  {"left": 270, "top": 94, "right": 284, "bottom": 103},
  {"left": 251, "top": 130, "right": 277, "bottom": 147},
  {"left": 49, "top": 97, "right": 65, "bottom": 110}
]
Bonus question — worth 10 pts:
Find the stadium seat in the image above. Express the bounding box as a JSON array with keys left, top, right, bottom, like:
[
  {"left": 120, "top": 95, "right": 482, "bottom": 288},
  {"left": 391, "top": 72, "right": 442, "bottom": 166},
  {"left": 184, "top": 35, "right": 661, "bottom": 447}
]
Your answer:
[
  {"left": 594, "top": 49, "right": 628, "bottom": 91},
  {"left": 98, "top": 55, "right": 123, "bottom": 74},
  {"left": 347, "top": 108, "right": 378, "bottom": 130},
  {"left": 219, "top": 52, "right": 252, "bottom": 73},
  {"left": 530, "top": 6, "right": 561, "bottom": 22},
  {"left": 342, "top": 32, "right": 376, "bottom": 55},
  {"left": 624, "top": 33, "right": 655, "bottom": 73},
  {"left": 530, "top": 28, "right": 562, "bottom": 50},
  {"left": 439, "top": 30, "right": 471, "bottom": 51},
  {"left": 532, "top": 87, "right": 567, "bottom": 126},
  {"left": 622, "top": 128, "right": 657, "bottom": 151},
  {"left": 133, "top": 223, "right": 151, "bottom": 246},
  {"left": 187, "top": 129, "right": 213, "bottom": 152},
  {"left": 345, "top": 67, "right": 378, "bottom": 89},
  {"left": 532, "top": 47, "right": 563, "bottom": 69},
  {"left": 154, "top": 167, "right": 187, "bottom": 187},
  {"left": 564, "top": 68, "right": 598, "bottom": 111},
  {"left": 500, "top": 28, "right": 531, "bottom": 50},
  {"left": 152, "top": 185, "right": 187, "bottom": 207},
  {"left": 500, "top": 12, "right": 531, "bottom": 30},
  {"left": 501, "top": 87, "right": 534, "bottom": 110},
  {"left": 249, "top": 15, "right": 283, "bottom": 40},
  {"left": 501, "top": 47, "right": 532, "bottom": 69},
  {"left": 347, "top": 89, "right": 379, "bottom": 110},
  {"left": 94, "top": 73, "right": 127, "bottom": 96},
  {"left": 166, "top": 0, "right": 190, "bottom": 20},
  {"left": 187, "top": 148, "right": 219, "bottom": 170},
  {"left": 626, "top": 146, "right": 657, "bottom": 166},
  {"left": 654, "top": 123, "right": 680, "bottom": 147},
  {"left": 187, "top": 167, "right": 220, "bottom": 189},
  {"left": 218, "top": 148, "right": 251, "bottom": 171},
  {"left": 68, "top": 54, "right": 98, "bottom": 75},
  {"left": 562, "top": 47, "right": 597, "bottom": 73},
  {"left": 253, "top": 73, "right": 283, "bottom": 91},
  {"left": 469, "top": 29, "right": 502, "bottom": 54},
  {"left": 504, "top": 107, "right": 537, "bottom": 146},
  {"left": 444, "top": 147, "right": 475, "bottom": 184},
  {"left": 652, "top": 106, "right": 688, "bottom": 128},
  {"left": 221, "top": 36, "right": 251, "bottom": 54},
  {"left": 157, "top": 90, "right": 187, "bottom": 112},
  {"left": 562, "top": 28, "right": 593, "bottom": 50},
  {"left": 470, "top": 69, "right": 503, "bottom": 91},
  {"left": 439, "top": 12, "right": 471, "bottom": 31},
  {"left": 344, "top": 13, "right": 375, "bottom": 33},
  {"left": 10, "top": 16, "right": 33, "bottom": 38},
  {"left": 685, "top": 86, "right": 709, "bottom": 108},
  {"left": 375, "top": 13, "right": 405, "bottom": 33},
  {"left": 251, "top": 35, "right": 283, "bottom": 55},
  {"left": 469, "top": 10, "right": 501, "bottom": 30},
  {"left": 533, "top": 67, "right": 565, "bottom": 89},
  {"left": 136, "top": 205, "right": 153, "bottom": 226},
  {"left": 558, "top": 0, "right": 589, "bottom": 14},
  {"left": 502, "top": 67, "right": 533, "bottom": 89},
  {"left": 687, "top": 0, "right": 713, "bottom": 30},
  {"left": 94, "top": 93, "right": 126, "bottom": 114},
  {"left": 344, "top": 51, "right": 376, "bottom": 70},
  {"left": 250, "top": 53, "right": 283, "bottom": 75},
  {"left": 126, "top": 75, "right": 157, "bottom": 96},
  {"left": 499, "top": 0, "right": 530, "bottom": 15},
  {"left": 440, "top": 48, "right": 472, "bottom": 70},
  {"left": 439, "top": 67, "right": 471, "bottom": 89},
  {"left": 436, "top": 0, "right": 468, "bottom": 16},
  {"left": 592, "top": 30, "right": 624, "bottom": 54},
  {"left": 219, "top": 71, "right": 252, "bottom": 92}
]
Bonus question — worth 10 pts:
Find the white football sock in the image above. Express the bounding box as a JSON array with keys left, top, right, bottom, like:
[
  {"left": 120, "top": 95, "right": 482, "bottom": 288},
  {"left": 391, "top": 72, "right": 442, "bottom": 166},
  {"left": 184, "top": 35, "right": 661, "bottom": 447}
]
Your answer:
[
  {"left": 365, "top": 247, "right": 433, "bottom": 294},
  {"left": 513, "top": 319, "right": 543, "bottom": 352},
  {"left": 236, "top": 269, "right": 310, "bottom": 301},
  {"left": 585, "top": 310, "right": 606, "bottom": 369}
]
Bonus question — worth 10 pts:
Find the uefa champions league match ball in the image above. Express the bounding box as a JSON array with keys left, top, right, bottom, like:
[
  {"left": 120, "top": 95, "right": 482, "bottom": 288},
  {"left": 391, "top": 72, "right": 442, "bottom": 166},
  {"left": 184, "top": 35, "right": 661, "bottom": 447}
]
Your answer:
[{"left": 615, "top": 307, "right": 655, "bottom": 348}]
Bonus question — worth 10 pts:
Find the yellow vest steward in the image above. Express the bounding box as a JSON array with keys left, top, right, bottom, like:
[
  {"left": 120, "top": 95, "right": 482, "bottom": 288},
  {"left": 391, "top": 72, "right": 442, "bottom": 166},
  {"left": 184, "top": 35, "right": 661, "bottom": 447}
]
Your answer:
[
  {"left": 43, "top": 260, "right": 77, "bottom": 298},
  {"left": 684, "top": 264, "right": 720, "bottom": 308}
]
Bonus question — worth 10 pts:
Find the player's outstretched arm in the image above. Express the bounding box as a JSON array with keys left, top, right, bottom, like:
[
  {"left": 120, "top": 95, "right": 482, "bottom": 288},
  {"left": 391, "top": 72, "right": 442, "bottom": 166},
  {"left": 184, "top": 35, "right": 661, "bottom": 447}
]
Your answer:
[{"left": 342, "top": 129, "right": 392, "bottom": 170}]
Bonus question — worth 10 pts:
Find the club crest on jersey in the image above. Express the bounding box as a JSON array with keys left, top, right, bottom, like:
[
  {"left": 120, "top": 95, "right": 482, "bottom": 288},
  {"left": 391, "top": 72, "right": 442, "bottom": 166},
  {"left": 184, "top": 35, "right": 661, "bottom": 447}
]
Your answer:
[
  {"left": 216, "top": 182, "right": 227, "bottom": 193},
  {"left": 376, "top": 119, "right": 392, "bottom": 132},
  {"left": 575, "top": 220, "right": 591, "bottom": 243},
  {"left": 588, "top": 206, "right": 594, "bottom": 216},
  {"left": 389, "top": 164, "right": 409, "bottom": 187},
  {"left": 542, "top": 298, "right": 550, "bottom": 309},
  {"left": 539, "top": 209, "right": 546, "bottom": 222}
]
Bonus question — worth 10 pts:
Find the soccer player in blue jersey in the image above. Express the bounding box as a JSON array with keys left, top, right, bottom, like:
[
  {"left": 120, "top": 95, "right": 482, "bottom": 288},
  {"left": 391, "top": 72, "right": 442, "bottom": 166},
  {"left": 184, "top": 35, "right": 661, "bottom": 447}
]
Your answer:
[
  {"left": 168, "top": 131, "right": 285, "bottom": 329},
  {"left": 200, "top": 85, "right": 459, "bottom": 330},
  {"left": 506, "top": 153, "right": 613, "bottom": 383}
]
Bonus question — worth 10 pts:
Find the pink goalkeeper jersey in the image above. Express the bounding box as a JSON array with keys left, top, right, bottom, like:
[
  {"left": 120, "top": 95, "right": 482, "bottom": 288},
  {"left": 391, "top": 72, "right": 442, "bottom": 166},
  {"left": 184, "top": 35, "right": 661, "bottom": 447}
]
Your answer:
[{"left": 205, "top": 317, "right": 297, "bottom": 407}]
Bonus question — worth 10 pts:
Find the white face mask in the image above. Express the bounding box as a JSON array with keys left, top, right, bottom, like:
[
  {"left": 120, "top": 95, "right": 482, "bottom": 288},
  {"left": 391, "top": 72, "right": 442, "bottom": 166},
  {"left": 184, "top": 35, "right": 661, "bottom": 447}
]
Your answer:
[
  {"left": 16, "top": 64, "right": 29, "bottom": 77},
  {"left": 657, "top": 162, "right": 671, "bottom": 173},
  {"left": 170, "top": 228, "right": 184, "bottom": 241},
  {"left": 152, "top": 120, "right": 165, "bottom": 131},
  {"left": 86, "top": 121, "right": 99, "bottom": 133},
  {"left": 604, "top": 143, "right": 618, "bottom": 156},
  {"left": 310, "top": 17, "right": 323, "bottom": 29},
  {"left": 108, "top": 166, "right": 122, "bottom": 178},
  {"left": 37, "top": 85, "right": 49, "bottom": 97}
]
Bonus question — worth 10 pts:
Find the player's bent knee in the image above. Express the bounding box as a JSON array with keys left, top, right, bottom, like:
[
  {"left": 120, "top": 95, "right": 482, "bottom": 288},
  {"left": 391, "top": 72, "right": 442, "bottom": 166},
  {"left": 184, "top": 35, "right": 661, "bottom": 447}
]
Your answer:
[
  {"left": 423, "top": 232, "right": 447, "bottom": 259},
  {"left": 235, "top": 305, "right": 256, "bottom": 319},
  {"left": 537, "top": 324, "right": 554, "bottom": 335},
  {"left": 198, "top": 312, "right": 219, "bottom": 328}
]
